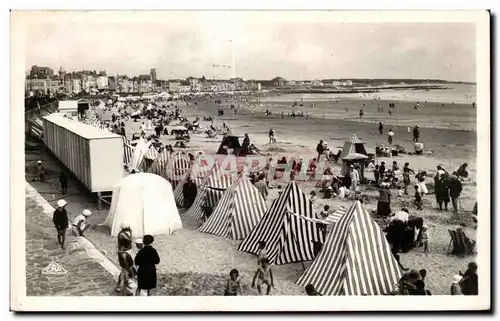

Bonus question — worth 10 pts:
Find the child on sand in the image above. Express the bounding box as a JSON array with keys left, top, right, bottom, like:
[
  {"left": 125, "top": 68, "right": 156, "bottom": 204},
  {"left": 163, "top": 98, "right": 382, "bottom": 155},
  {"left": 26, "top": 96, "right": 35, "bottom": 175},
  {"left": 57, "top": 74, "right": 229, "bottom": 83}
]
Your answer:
[
  {"left": 224, "top": 269, "right": 243, "bottom": 296},
  {"left": 414, "top": 185, "right": 423, "bottom": 210},
  {"left": 421, "top": 225, "right": 429, "bottom": 254},
  {"left": 257, "top": 241, "right": 268, "bottom": 266},
  {"left": 252, "top": 258, "right": 274, "bottom": 295}
]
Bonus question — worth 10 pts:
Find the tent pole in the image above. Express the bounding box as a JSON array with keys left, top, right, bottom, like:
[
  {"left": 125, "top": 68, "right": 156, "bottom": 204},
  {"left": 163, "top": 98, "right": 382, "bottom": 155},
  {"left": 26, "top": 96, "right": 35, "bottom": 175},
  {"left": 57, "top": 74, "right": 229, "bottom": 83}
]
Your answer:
[{"left": 97, "top": 192, "right": 102, "bottom": 210}]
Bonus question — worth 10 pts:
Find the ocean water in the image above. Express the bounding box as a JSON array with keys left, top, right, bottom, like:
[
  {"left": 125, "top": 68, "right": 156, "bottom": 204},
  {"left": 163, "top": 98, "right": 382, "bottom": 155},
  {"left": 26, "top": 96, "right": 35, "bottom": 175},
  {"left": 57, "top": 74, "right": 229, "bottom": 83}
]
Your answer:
[
  {"left": 244, "top": 84, "right": 477, "bottom": 131},
  {"left": 260, "top": 84, "right": 477, "bottom": 104}
]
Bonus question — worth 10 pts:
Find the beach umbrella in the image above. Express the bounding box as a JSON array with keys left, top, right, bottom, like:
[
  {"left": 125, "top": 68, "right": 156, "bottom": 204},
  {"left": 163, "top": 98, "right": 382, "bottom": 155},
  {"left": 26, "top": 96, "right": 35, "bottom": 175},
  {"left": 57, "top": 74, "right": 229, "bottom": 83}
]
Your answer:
[{"left": 342, "top": 153, "right": 368, "bottom": 161}]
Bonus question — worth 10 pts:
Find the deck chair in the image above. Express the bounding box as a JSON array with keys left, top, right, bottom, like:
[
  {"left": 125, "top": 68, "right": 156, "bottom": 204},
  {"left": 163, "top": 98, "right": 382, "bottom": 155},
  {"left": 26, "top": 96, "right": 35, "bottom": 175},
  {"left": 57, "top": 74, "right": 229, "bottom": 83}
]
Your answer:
[{"left": 447, "top": 229, "right": 476, "bottom": 255}]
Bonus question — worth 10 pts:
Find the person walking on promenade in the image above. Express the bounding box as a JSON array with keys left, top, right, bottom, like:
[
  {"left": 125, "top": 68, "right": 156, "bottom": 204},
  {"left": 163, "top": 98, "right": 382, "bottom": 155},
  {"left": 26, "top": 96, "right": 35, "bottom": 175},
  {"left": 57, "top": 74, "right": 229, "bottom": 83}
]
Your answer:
[
  {"left": 59, "top": 171, "right": 68, "bottom": 194},
  {"left": 378, "top": 122, "right": 384, "bottom": 135},
  {"left": 117, "top": 223, "right": 133, "bottom": 251},
  {"left": 37, "top": 160, "right": 45, "bottom": 182},
  {"left": 134, "top": 234, "right": 160, "bottom": 296},
  {"left": 53, "top": 199, "right": 69, "bottom": 249},
  {"left": 116, "top": 243, "right": 135, "bottom": 296}
]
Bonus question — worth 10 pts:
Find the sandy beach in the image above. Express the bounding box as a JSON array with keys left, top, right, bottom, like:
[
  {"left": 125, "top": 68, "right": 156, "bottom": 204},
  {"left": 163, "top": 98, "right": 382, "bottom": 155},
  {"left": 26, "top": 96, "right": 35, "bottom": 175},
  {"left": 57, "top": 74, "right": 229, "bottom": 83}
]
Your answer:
[{"left": 25, "top": 88, "right": 478, "bottom": 296}]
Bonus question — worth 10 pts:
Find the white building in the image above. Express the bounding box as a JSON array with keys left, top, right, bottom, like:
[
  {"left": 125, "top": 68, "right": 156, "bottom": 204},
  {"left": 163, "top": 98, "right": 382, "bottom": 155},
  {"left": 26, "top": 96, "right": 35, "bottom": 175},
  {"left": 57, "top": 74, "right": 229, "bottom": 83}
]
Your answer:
[
  {"left": 168, "top": 82, "right": 182, "bottom": 92},
  {"left": 179, "top": 85, "right": 191, "bottom": 93},
  {"left": 83, "top": 75, "right": 98, "bottom": 93},
  {"left": 97, "top": 76, "right": 109, "bottom": 89}
]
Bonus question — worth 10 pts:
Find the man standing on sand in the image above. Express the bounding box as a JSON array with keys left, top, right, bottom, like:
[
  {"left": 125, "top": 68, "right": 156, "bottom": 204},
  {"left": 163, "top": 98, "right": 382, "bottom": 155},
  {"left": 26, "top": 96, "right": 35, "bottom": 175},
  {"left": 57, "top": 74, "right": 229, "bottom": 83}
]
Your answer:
[
  {"left": 254, "top": 174, "right": 269, "bottom": 200},
  {"left": 316, "top": 140, "right": 325, "bottom": 161},
  {"left": 378, "top": 122, "right": 384, "bottom": 135},
  {"left": 350, "top": 165, "right": 360, "bottom": 193},
  {"left": 379, "top": 161, "right": 386, "bottom": 177},
  {"left": 388, "top": 129, "right": 394, "bottom": 145},
  {"left": 448, "top": 172, "right": 463, "bottom": 214},
  {"left": 268, "top": 128, "right": 276, "bottom": 144},
  {"left": 413, "top": 125, "right": 420, "bottom": 142}
]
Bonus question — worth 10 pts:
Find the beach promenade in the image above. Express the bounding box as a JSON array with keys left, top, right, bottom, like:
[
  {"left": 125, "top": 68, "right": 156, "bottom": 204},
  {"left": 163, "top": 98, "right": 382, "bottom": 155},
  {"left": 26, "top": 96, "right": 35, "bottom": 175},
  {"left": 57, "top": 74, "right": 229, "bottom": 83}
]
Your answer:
[{"left": 25, "top": 184, "right": 117, "bottom": 296}]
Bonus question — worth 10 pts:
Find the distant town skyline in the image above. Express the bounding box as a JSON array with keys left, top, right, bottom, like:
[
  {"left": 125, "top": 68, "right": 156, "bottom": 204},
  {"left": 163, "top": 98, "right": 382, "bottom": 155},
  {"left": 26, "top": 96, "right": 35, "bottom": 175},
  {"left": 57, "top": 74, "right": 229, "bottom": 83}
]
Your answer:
[{"left": 25, "top": 13, "right": 476, "bottom": 82}]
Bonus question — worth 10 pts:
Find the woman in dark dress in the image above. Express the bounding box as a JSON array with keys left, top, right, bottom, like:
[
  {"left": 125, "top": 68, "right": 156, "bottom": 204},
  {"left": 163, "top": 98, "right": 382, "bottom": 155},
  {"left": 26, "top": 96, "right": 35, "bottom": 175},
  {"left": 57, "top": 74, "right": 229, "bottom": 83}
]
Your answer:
[
  {"left": 434, "top": 175, "right": 450, "bottom": 211},
  {"left": 134, "top": 234, "right": 160, "bottom": 296},
  {"left": 377, "top": 184, "right": 392, "bottom": 216}
]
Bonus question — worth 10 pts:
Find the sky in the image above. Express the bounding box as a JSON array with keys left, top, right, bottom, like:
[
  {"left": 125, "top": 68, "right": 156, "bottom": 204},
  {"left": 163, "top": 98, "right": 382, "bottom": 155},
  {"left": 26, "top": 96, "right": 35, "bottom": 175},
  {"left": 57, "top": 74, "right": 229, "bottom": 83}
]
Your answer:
[{"left": 24, "top": 15, "right": 476, "bottom": 82}]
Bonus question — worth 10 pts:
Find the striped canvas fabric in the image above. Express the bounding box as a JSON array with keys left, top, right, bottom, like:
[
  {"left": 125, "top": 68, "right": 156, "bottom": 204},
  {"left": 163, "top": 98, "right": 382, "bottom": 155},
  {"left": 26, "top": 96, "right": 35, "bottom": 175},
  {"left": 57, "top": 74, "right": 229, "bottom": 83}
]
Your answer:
[
  {"left": 183, "top": 162, "right": 234, "bottom": 221},
  {"left": 166, "top": 153, "right": 192, "bottom": 189},
  {"left": 237, "top": 181, "right": 323, "bottom": 265},
  {"left": 148, "top": 149, "right": 171, "bottom": 178},
  {"left": 289, "top": 206, "right": 347, "bottom": 225},
  {"left": 198, "top": 178, "right": 267, "bottom": 240},
  {"left": 173, "top": 156, "right": 213, "bottom": 206},
  {"left": 182, "top": 186, "right": 207, "bottom": 221},
  {"left": 202, "top": 162, "right": 235, "bottom": 208},
  {"left": 141, "top": 146, "right": 160, "bottom": 172},
  {"left": 144, "top": 146, "right": 160, "bottom": 160},
  {"left": 123, "top": 138, "right": 134, "bottom": 166},
  {"left": 296, "top": 201, "right": 402, "bottom": 295}
]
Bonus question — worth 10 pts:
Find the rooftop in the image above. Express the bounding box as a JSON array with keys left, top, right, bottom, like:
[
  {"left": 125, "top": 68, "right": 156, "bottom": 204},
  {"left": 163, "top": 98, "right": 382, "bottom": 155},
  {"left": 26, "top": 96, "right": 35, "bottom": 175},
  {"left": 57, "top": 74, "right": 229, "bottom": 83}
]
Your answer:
[{"left": 43, "top": 114, "right": 121, "bottom": 140}]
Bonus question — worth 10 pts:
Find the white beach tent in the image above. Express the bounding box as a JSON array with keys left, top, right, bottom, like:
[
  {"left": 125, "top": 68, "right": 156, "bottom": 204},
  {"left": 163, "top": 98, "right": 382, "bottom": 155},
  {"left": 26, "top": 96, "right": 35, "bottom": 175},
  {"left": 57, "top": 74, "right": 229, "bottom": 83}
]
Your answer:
[{"left": 104, "top": 172, "right": 182, "bottom": 237}]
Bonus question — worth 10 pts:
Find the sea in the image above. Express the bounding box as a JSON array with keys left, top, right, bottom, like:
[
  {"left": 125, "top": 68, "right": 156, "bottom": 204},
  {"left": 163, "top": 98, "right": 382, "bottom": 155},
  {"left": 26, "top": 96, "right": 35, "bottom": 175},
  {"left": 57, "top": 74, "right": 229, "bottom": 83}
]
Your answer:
[{"left": 244, "top": 84, "right": 477, "bottom": 131}]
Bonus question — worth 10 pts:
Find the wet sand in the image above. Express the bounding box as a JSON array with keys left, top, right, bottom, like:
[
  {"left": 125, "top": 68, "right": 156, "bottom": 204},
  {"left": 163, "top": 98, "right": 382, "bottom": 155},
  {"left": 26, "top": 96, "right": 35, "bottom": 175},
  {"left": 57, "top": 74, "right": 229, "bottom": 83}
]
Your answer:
[{"left": 180, "top": 98, "right": 477, "bottom": 169}]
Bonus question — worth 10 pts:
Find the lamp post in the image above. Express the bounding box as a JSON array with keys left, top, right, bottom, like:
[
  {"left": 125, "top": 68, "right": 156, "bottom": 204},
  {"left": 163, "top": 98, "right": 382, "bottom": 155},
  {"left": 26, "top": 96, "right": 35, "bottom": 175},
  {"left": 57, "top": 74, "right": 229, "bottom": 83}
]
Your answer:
[{"left": 229, "top": 39, "right": 235, "bottom": 79}]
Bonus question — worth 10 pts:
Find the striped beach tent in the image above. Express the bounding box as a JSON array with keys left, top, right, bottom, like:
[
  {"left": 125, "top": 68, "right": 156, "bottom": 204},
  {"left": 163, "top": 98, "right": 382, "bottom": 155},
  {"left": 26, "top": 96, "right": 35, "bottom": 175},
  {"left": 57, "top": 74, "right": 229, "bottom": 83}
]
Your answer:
[
  {"left": 166, "top": 153, "right": 192, "bottom": 189},
  {"left": 173, "top": 155, "right": 213, "bottom": 206},
  {"left": 198, "top": 178, "right": 267, "bottom": 240},
  {"left": 148, "top": 149, "right": 171, "bottom": 179},
  {"left": 202, "top": 161, "right": 235, "bottom": 208},
  {"left": 142, "top": 145, "right": 160, "bottom": 172},
  {"left": 296, "top": 201, "right": 402, "bottom": 296},
  {"left": 238, "top": 181, "right": 323, "bottom": 265},
  {"left": 289, "top": 205, "right": 348, "bottom": 226},
  {"left": 183, "top": 162, "right": 235, "bottom": 221}
]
